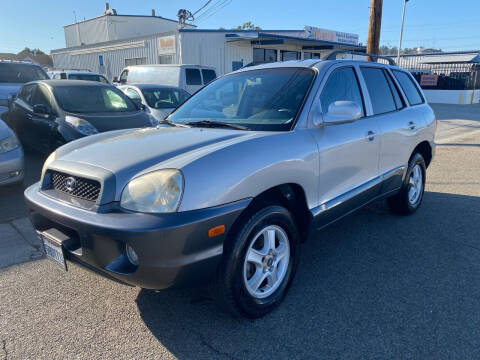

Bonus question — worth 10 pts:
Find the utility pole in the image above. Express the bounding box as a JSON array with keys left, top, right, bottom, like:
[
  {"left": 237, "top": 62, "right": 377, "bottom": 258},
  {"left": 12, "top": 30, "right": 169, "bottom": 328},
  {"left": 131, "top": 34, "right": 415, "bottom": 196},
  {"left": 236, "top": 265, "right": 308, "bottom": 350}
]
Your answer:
[
  {"left": 397, "top": 0, "right": 409, "bottom": 64},
  {"left": 366, "top": 0, "right": 383, "bottom": 57}
]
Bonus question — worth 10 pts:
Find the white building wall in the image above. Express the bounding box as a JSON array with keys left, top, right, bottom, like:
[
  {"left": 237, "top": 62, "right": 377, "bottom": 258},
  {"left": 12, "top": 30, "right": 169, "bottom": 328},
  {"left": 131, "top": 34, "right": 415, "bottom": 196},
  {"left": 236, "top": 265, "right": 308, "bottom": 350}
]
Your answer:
[
  {"left": 64, "top": 16, "right": 192, "bottom": 47},
  {"left": 424, "top": 89, "right": 480, "bottom": 104}
]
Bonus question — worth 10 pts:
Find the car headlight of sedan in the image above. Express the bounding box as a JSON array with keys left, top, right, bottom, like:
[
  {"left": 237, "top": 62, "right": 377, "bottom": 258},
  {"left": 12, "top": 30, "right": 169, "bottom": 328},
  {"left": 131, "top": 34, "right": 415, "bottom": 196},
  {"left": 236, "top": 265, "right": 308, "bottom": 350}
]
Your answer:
[
  {"left": 120, "top": 169, "right": 184, "bottom": 213},
  {"left": 0, "top": 134, "right": 20, "bottom": 154},
  {"left": 65, "top": 116, "right": 99, "bottom": 136}
]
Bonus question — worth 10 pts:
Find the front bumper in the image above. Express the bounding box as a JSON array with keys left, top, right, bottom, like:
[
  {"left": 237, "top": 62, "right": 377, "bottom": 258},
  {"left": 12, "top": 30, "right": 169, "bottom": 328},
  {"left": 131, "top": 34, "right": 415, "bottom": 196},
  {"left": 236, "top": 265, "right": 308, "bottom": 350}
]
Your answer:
[
  {"left": 25, "top": 183, "right": 250, "bottom": 289},
  {"left": 0, "top": 146, "right": 24, "bottom": 186}
]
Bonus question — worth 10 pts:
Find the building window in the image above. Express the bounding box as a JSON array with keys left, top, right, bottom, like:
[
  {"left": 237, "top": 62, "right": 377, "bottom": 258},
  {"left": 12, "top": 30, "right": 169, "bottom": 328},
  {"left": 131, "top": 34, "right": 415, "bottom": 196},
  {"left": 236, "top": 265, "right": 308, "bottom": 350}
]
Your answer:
[
  {"left": 304, "top": 52, "right": 321, "bottom": 60},
  {"left": 253, "top": 48, "right": 278, "bottom": 65},
  {"left": 125, "top": 57, "right": 147, "bottom": 66},
  {"left": 159, "top": 54, "right": 174, "bottom": 64},
  {"left": 281, "top": 51, "right": 300, "bottom": 61}
]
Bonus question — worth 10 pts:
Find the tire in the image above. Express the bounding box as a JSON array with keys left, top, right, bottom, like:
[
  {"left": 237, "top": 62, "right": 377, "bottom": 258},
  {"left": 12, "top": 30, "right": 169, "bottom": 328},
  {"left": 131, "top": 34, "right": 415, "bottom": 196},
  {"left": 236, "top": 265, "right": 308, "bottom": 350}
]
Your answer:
[
  {"left": 215, "top": 204, "right": 300, "bottom": 318},
  {"left": 387, "top": 153, "right": 426, "bottom": 215}
]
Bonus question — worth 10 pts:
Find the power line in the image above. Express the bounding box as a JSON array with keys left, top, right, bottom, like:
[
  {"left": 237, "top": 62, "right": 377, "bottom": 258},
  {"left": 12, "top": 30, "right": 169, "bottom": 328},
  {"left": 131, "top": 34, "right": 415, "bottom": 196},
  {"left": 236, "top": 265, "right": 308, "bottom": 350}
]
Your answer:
[{"left": 192, "top": 0, "right": 213, "bottom": 16}]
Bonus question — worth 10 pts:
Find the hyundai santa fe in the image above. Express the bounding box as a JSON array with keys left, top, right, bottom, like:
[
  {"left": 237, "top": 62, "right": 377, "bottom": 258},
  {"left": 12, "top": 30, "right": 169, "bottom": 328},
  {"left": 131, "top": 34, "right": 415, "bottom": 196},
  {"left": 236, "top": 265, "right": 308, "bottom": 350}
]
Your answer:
[{"left": 25, "top": 55, "right": 436, "bottom": 318}]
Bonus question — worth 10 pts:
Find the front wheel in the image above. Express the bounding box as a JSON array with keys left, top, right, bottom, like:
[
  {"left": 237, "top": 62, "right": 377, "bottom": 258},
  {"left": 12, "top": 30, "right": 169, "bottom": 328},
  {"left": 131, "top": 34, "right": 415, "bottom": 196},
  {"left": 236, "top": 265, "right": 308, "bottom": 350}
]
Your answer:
[
  {"left": 387, "top": 153, "right": 426, "bottom": 215},
  {"left": 215, "top": 205, "right": 300, "bottom": 318}
]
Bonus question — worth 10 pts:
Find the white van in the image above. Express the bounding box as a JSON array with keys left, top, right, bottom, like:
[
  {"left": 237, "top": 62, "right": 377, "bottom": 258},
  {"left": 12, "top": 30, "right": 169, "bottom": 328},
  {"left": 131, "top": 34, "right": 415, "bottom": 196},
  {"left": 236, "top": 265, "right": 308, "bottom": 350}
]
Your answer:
[{"left": 115, "top": 65, "right": 217, "bottom": 94}]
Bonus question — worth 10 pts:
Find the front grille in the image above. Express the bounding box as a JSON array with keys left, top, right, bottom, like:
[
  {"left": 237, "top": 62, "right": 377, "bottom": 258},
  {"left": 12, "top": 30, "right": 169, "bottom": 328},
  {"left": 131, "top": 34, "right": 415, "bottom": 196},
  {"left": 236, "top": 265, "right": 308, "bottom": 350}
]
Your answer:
[{"left": 49, "top": 171, "right": 101, "bottom": 202}]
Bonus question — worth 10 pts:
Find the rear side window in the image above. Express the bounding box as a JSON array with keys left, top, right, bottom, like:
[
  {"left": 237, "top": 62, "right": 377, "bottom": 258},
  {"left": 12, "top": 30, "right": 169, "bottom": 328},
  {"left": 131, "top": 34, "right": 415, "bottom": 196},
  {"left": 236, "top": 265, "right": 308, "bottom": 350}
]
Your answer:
[
  {"left": 201, "top": 69, "right": 216, "bottom": 85},
  {"left": 360, "top": 67, "right": 396, "bottom": 115},
  {"left": 320, "top": 67, "right": 364, "bottom": 116},
  {"left": 393, "top": 70, "right": 424, "bottom": 105},
  {"left": 384, "top": 71, "right": 404, "bottom": 110},
  {"left": 185, "top": 68, "right": 202, "bottom": 85}
]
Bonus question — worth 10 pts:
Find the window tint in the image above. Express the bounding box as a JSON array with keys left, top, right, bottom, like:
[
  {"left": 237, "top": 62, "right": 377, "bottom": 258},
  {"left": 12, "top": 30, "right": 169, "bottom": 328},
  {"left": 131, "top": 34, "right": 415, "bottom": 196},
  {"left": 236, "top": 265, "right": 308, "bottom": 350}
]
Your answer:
[
  {"left": 142, "top": 88, "right": 190, "bottom": 109},
  {"left": 168, "top": 68, "right": 315, "bottom": 131},
  {"left": 54, "top": 86, "right": 137, "bottom": 113},
  {"left": 119, "top": 70, "right": 128, "bottom": 83},
  {"left": 384, "top": 70, "right": 404, "bottom": 110},
  {"left": 320, "top": 67, "right": 364, "bottom": 116},
  {"left": 393, "top": 70, "right": 424, "bottom": 105},
  {"left": 0, "top": 63, "right": 48, "bottom": 83},
  {"left": 18, "top": 84, "right": 35, "bottom": 105},
  {"left": 361, "top": 67, "right": 396, "bottom": 115},
  {"left": 185, "top": 68, "right": 202, "bottom": 85},
  {"left": 202, "top": 69, "right": 216, "bottom": 85},
  {"left": 31, "top": 85, "right": 52, "bottom": 109},
  {"left": 125, "top": 88, "right": 142, "bottom": 103}
]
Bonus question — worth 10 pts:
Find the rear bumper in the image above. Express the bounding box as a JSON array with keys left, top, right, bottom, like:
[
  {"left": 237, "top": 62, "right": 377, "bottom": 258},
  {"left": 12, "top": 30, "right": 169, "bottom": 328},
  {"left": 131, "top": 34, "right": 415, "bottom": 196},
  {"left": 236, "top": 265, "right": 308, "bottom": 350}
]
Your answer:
[
  {"left": 0, "top": 146, "right": 24, "bottom": 186},
  {"left": 25, "top": 183, "right": 250, "bottom": 289}
]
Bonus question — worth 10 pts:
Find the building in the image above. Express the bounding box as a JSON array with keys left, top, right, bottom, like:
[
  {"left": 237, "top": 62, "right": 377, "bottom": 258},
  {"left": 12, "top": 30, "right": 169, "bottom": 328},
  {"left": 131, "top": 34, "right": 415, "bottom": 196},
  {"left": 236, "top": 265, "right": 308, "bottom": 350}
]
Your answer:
[
  {"left": 51, "top": 6, "right": 364, "bottom": 80},
  {"left": 396, "top": 51, "right": 480, "bottom": 104}
]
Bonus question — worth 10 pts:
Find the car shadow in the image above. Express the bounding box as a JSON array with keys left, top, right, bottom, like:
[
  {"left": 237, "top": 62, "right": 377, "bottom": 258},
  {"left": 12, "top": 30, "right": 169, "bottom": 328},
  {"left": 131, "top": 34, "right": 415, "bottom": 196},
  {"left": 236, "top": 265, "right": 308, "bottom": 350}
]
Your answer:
[{"left": 136, "top": 191, "right": 480, "bottom": 359}]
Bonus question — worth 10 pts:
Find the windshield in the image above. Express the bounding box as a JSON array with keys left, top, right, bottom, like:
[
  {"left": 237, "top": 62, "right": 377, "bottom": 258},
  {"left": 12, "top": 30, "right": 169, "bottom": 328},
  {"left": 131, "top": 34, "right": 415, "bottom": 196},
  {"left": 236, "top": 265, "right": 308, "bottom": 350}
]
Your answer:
[
  {"left": 0, "top": 63, "right": 49, "bottom": 83},
  {"left": 142, "top": 88, "right": 190, "bottom": 109},
  {"left": 167, "top": 67, "right": 315, "bottom": 131},
  {"left": 68, "top": 74, "right": 108, "bottom": 83},
  {"left": 54, "top": 85, "right": 137, "bottom": 113}
]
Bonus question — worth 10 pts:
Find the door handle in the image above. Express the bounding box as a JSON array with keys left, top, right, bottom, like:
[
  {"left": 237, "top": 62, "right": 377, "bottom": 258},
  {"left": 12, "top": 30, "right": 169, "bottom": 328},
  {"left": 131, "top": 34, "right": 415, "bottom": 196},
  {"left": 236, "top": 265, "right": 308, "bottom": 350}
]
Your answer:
[
  {"left": 408, "top": 121, "right": 416, "bottom": 130},
  {"left": 366, "top": 130, "right": 375, "bottom": 142}
]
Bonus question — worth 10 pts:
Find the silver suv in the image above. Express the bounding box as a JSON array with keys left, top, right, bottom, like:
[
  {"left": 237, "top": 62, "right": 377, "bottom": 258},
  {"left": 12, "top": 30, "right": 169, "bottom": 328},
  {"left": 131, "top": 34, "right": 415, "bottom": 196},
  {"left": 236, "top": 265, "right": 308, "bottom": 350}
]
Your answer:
[{"left": 25, "top": 56, "right": 436, "bottom": 318}]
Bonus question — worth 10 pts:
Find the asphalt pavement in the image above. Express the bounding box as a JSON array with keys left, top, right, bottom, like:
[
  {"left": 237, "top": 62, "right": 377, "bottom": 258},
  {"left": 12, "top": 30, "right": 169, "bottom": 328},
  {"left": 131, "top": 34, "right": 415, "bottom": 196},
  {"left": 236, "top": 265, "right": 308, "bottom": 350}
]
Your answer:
[{"left": 0, "top": 104, "right": 479, "bottom": 359}]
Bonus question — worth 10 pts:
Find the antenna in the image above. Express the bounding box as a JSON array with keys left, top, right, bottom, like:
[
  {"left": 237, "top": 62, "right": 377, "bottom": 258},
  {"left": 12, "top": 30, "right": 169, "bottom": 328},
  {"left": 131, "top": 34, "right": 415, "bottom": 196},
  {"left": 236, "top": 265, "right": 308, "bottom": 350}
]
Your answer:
[{"left": 73, "top": 10, "right": 78, "bottom": 23}]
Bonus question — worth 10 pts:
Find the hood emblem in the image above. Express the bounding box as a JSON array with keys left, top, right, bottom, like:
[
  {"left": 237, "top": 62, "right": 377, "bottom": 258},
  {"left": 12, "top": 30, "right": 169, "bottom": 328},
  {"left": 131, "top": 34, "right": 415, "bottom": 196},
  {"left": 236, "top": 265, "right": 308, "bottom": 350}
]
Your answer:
[{"left": 64, "top": 177, "right": 78, "bottom": 192}]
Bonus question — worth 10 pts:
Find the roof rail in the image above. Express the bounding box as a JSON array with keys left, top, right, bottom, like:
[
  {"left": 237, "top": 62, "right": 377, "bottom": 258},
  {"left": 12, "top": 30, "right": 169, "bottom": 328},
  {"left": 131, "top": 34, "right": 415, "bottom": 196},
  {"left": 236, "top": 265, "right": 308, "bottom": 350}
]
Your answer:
[{"left": 324, "top": 50, "right": 396, "bottom": 66}]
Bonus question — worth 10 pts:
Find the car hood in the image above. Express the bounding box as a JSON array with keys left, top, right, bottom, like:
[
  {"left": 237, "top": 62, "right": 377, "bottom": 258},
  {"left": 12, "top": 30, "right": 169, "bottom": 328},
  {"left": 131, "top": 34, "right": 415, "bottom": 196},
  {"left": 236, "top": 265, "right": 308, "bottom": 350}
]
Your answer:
[
  {"left": 54, "top": 126, "right": 267, "bottom": 195},
  {"left": 0, "top": 83, "right": 22, "bottom": 99},
  {"left": 67, "top": 111, "right": 151, "bottom": 132}
]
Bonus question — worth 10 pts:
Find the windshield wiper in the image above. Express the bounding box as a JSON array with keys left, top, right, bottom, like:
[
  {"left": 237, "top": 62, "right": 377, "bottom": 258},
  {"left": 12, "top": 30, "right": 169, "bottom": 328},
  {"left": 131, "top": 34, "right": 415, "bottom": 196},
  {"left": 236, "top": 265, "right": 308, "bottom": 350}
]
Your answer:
[
  {"left": 185, "top": 120, "right": 247, "bottom": 130},
  {"left": 157, "top": 119, "right": 190, "bottom": 128}
]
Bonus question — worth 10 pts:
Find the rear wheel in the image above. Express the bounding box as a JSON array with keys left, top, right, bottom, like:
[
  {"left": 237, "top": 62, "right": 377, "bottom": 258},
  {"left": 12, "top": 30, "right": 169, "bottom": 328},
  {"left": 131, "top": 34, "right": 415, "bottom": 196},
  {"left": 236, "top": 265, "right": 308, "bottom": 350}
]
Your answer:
[
  {"left": 215, "top": 205, "right": 300, "bottom": 318},
  {"left": 387, "top": 153, "right": 426, "bottom": 215}
]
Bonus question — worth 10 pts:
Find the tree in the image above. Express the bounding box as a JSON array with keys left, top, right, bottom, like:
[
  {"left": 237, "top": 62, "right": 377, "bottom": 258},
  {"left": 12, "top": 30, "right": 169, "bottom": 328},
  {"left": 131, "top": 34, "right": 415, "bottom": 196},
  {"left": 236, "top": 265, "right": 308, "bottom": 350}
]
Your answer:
[
  {"left": 234, "top": 22, "right": 261, "bottom": 30},
  {"left": 379, "top": 45, "right": 442, "bottom": 55}
]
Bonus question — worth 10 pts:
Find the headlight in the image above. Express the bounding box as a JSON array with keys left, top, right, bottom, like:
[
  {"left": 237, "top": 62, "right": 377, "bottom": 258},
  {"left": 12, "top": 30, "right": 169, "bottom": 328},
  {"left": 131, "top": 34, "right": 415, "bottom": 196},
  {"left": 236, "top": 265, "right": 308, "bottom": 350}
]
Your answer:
[
  {"left": 120, "top": 169, "right": 184, "bottom": 213},
  {"left": 0, "top": 134, "right": 20, "bottom": 154},
  {"left": 41, "top": 151, "right": 57, "bottom": 180},
  {"left": 65, "top": 116, "right": 98, "bottom": 136}
]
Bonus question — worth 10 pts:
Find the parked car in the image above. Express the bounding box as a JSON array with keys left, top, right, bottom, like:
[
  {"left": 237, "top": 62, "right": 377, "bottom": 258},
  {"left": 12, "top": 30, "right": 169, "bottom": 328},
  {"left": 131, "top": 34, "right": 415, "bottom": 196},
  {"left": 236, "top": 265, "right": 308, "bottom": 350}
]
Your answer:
[
  {"left": 115, "top": 64, "right": 216, "bottom": 94},
  {"left": 25, "top": 57, "right": 436, "bottom": 318},
  {"left": 48, "top": 70, "right": 109, "bottom": 84},
  {"left": 0, "top": 60, "right": 49, "bottom": 117},
  {"left": 9, "top": 80, "right": 153, "bottom": 153},
  {"left": 119, "top": 84, "right": 191, "bottom": 124},
  {"left": 0, "top": 119, "right": 23, "bottom": 186}
]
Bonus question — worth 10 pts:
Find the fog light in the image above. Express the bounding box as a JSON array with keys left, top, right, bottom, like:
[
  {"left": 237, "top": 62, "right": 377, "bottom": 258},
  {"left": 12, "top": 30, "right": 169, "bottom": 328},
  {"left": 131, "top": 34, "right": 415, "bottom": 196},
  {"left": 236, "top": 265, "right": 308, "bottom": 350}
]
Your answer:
[{"left": 126, "top": 244, "right": 139, "bottom": 266}]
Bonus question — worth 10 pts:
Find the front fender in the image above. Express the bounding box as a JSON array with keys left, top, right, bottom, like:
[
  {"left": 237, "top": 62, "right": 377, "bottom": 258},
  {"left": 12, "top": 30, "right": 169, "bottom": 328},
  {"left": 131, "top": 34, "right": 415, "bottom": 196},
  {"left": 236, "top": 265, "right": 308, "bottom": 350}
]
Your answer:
[{"left": 178, "top": 129, "right": 319, "bottom": 212}]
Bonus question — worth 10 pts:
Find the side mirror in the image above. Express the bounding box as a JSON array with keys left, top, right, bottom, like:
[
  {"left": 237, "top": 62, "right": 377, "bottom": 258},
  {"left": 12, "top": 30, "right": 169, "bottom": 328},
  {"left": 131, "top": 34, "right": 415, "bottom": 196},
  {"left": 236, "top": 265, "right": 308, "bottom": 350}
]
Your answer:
[
  {"left": 323, "top": 101, "right": 362, "bottom": 125},
  {"left": 33, "top": 104, "right": 50, "bottom": 117},
  {"left": 113, "top": 76, "right": 119, "bottom": 83}
]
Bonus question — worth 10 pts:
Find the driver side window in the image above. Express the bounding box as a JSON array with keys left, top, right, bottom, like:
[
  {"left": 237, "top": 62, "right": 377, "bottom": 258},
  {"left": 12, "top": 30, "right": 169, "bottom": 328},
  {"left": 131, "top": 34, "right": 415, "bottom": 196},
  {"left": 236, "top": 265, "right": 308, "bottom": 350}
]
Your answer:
[{"left": 320, "top": 67, "right": 365, "bottom": 116}]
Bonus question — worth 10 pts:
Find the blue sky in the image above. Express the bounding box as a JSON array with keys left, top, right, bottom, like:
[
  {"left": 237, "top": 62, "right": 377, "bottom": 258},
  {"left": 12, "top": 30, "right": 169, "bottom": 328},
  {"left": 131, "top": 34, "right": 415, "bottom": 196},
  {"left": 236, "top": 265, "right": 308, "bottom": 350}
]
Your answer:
[{"left": 1, "top": 0, "right": 479, "bottom": 53}]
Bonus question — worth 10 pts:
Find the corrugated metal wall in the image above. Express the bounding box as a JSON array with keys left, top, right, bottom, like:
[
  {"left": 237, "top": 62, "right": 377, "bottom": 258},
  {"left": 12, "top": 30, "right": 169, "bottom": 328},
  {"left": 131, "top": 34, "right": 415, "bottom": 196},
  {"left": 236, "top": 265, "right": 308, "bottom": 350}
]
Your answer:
[{"left": 52, "top": 32, "right": 179, "bottom": 80}]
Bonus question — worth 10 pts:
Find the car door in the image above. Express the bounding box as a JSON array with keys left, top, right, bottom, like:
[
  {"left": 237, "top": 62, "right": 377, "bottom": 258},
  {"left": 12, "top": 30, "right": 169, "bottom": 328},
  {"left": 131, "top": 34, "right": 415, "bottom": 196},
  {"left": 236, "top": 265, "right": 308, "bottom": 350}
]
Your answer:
[
  {"left": 310, "top": 65, "right": 381, "bottom": 226},
  {"left": 28, "top": 84, "right": 57, "bottom": 152},
  {"left": 184, "top": 68, "right": 202, "bottom": 94},
  {"left": 10, "top": 83, "right": 35, "bottom": 146},
  {"left": 359, "top": 66, "right": 414, "bottom": 193}
]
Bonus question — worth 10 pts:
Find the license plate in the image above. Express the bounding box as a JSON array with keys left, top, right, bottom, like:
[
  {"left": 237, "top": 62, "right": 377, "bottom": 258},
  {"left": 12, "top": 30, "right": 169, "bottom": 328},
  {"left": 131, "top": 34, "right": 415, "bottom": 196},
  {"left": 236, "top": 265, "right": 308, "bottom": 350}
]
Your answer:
[{"left": 41, "top": 233, "right": 67, "bottom": 271}]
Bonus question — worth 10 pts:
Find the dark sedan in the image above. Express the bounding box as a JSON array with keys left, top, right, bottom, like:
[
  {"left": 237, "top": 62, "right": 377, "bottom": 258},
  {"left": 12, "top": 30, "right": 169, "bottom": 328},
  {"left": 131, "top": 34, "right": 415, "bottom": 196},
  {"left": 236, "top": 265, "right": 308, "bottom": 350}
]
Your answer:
[{"left": 8, "top": 80, "right": 153, "bottom": 153}]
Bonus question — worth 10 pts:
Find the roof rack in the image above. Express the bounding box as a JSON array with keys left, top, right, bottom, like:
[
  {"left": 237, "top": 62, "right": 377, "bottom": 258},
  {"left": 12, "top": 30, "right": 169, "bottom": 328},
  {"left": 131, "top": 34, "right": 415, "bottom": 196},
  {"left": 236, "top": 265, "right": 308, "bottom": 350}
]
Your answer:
[{"left": 324, "top": 50, "right": 396, "bottom": 66}]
